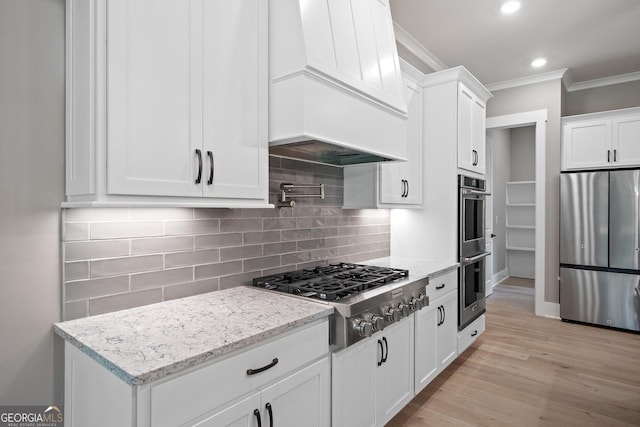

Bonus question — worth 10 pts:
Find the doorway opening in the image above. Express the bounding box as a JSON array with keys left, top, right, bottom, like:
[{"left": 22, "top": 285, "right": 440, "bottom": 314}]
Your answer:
[{"left": 485, "top": 111, "right": 547, "bottom": 317}]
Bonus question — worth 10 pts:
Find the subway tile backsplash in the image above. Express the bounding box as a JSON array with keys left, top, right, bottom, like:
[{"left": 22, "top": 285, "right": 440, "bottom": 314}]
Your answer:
[{"left": 61, "top": 157, "right": 390, "bottom": 320}]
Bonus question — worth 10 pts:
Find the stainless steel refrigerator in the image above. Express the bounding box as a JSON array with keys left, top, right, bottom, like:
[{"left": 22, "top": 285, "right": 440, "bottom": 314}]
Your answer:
[{"left": 560, "top": 170, "right": 640, "bottom": 332}]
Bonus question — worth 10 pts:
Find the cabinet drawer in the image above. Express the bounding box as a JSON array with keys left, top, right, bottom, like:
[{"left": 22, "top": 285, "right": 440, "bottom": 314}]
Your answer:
[
  {"left": 427, "top": 269, "right": 457, "bottom": 302},
  {"left": 149, "top": 319, "right": 328, "bottom": 427},
  {"left": 457, "top": 314, "right": 485, "bottom": 354}
]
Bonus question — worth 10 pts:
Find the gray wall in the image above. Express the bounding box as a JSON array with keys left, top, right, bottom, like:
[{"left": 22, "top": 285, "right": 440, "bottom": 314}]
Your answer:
[
  {"left": 564, "top": 80, "right": 640, "bottom": 116},
  {"left": 510, "top": 126, "right": 535, "bottom": 181},
  {"left": 0, "top": 0, "right": 65, "bottom": 405},
  {"left": 62, "top": 158, "right": 391, "bottom": 319},
  {"left": 487, "top": 79, "right": 563, "bottom": 304},
  {"left": 487, "top": 129, "right": 510, "bottom": 275}
]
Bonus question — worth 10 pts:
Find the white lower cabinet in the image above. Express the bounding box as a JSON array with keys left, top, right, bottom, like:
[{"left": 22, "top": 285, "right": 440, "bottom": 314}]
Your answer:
[
  {"left": 415, "top": 270, "right": 459, "bottom": 394},
  {"left": 331, "top": 315, "right": 415, "bottom": 427},
  {"left": 197, "top": 357, "right": 330, "bottom": 427},
  {"left": 64, "top": 320, "right": 329, "bottom": 427},
  {"left": 458, "top": 314, "right": 486, "bottom": 355}
]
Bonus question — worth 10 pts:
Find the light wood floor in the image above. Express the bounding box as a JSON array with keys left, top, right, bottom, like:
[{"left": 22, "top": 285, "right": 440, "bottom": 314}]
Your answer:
[
  {"left": 500, "top": 276, "right": 535, "bottom": 288},
  {"left": 387, "top": 284, "right": 640, "bottom": 427}
]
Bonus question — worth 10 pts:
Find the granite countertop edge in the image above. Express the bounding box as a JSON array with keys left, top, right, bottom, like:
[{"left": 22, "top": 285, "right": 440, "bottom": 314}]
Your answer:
[{"left": 54, "top": 288, "right": 333, "bottom": 386}]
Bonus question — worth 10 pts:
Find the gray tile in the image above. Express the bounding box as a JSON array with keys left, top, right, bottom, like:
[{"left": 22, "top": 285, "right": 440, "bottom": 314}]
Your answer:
[
  {"left": 195, "top": 261, "right": 243, "bottom": 280},
  {"left": 240, "top": 208, "right": 279, "bottom": 218},
  {"left": 312, "top": 227, "right": 338, "bottom": 238},
  {"left": 90, "top": 221, "right": 163, "bottom": 240},
  {"left": 263, "top": 242, "right": 297, "bottom": 255},
  {"left": 309, "top": 248, "right": 337, "bottom": 260},
  {"left": 347, "top": 235, "right": 371, "bottom": 245},
  {"left": 220, "top": 245, "right": 263, "bottom": 261},
  {"left": 268, "top": 155, "right": 281, "bottom": 169},
  {"left": 281, "top": 252, "right": 311, "bottom": 265},
  {"left": 65, "top": 262, "right": 89, "bottom": 281},
  {"left": 312, "top": 163, "right": 343, "bottom": 177},
  {"left": 281, "top": 157, "right": 313, "bottom": 172},
  {"left": 165, "top": 219, "right": 220, "bottom": 236},
  {"left": 129, "top": 208, "right": 193, "bottom": 220},
  {"left": 64, "top": 222, "right": 89, "bottom": 241},
  {"left": 243, "top": 230, "right": 281, "bottom": 244},
  {"left": 65, "top": 240, "right": 129, "bottom": 261},
  {"left": 131, "top": 236, "right": 194, "bottom": 255},
  {"left": 281, "top": 229, "right": 312, "bottom": 241},
  {"left": 90, "top": 255, "right": 163, "bottom": 277},
  {"left": 296, "top": 217, "right": 325, "bottom": 228},
  {"left": 195, "top": 233, "right": 243, "bottom": 249},
  {"left": 219, "top": 272, "right": 256, "bottom": 290},
  {"left": 64, "top": 208, "right": 130, "bottom": 221},
  {"left": 89, "top": 288, "right": 162, "bottom": 316},
  {"left": 262, "top": 265, "right": 295, "bottom": 276},
  {"left": 291, "top": 206, "right": 317, "bottom": 217},
  {"left": 164, "top": 278, "right": 219, "bottom": 301},
  {"left": 131, "top": 267, "right": 194, "bottom": 290},
  {"left": 65, "top": 276, "right": 130, "bottom": 301},
  {"left": 338, "top": 226, "right": 360, "bottom": 236},
  {"left": 297, "top": 239, "right": 325, "bottom": 251},
  {"left": 166, "top": 249, "right": 220, "bottom": 267},
  {"left": 296, "top": 260, "right": 327, "bottom": 270},
  {"left": 194, "top": 209, "right": 239, "bottom": 219},
  {"left": 243, "top": 255, "right": 280, "bottom": 272},
  {"left": 64, "top": 300, "right": 88, "bottom": 320},
  {"left": 319, "top": 207, "right": 341, "bottom": 216},
  {"left": 263, "top": 217, "right": 297, "bottom": 231},
  {"left": 325, "top": 236, "right": 349, "bottom": 247},
  {"left": 220, "top": 218, "right": 262, "bottom": 232}
]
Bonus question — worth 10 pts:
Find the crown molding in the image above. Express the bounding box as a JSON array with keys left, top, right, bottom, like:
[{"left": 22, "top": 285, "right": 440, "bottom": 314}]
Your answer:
[
  {"left": 485, "top": 69, "right": 569, "bottom": 92},
  {"left": 567, "top": 71, "right": 640, "bottom": 92},
  {"left": 393, "top": 22, "right": 447, "bottom": 72}
]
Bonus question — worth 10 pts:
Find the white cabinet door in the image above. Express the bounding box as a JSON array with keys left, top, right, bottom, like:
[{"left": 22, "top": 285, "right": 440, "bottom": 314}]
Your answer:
[
  {"left": 260, "top": 357, "right": 330, "bottom": 427},
  {"left": 379, "top": 78, "right": 422, "bottom": 205},
  {"left": 612, "top": 115, "right": 640, "bottom": 167},
  {"left": 414, "top": 303, "right": 438, "bottom": 394},
  {"left": 376, "top": 316, "right": 415, "bottom": 426},
  {"left": 471, "top": 97, "right": 487, "bottom": 174},
  {"left": 457, "top": 83, "right": 475, "bottom": 172},
  {"left": 331, "top": 339, "right": 377, "bottom": 427},
  {"left": 202, "top": 0, "right": 268, "bottom": 200},
  {"left": 563, "top": 120, "right": 612, "bottom": 170},
  {"left": 194, "top": 393, "right": 261, "bottom": 427},
  {"left": 437, "top": 291, "right": 459, "bottom": 370},
  {"left": 107, "top": 0, "right": 202, "bottom": 197}
]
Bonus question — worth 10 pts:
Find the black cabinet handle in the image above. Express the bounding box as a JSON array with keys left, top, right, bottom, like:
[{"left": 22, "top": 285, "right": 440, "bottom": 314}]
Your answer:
[
  {"left": 195, "top": 149, "right": 203, "bottom": 184},
  {"left": 382, "top": 336, "right": 388, "bottom": 363},
  {"left": 254, "top": 409, "right": 262, "bottom": 427},
  {"left": 614, "top": 149, "right": 617, "bottom": 162},
  {"left": 608, "top": 149, "right": 611, "bottom": 162},
  {"left": 266, "top": 403, "right": 273, "bottom": 427},
  {"left": 377, "top": 339, "right": 384, "bottom": 366},
  {"left": 436, "top": 284, "right": 445, "bottom": 290},
  {"left": 207, "top": 150, "right": 214, "bottom": 185},
  {"left": 437, "top": 306, "right": 443, "bottom": 326},
  {"left": 405, "top": 180, "right": 409, "bottom": 197},
  {"left": 471, "top": 330, "right": 478, "bottom": 337},
  {"left": 401, "top": 179, "right": 407, "bottom": 197},
  {"left": 442, "top": 305, "right": 446, "bottom": 325},
  {"left": 246, "top": 358, "right": 278, "bottom": 376}
]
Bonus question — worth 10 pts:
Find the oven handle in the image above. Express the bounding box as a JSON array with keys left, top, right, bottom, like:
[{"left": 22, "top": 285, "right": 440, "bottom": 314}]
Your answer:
[
  {"left": 462, "top": 252, "right": 491, "bottom": 265},
  {"left": 461, "top": 188, "right": 491, "bottom": 196}
]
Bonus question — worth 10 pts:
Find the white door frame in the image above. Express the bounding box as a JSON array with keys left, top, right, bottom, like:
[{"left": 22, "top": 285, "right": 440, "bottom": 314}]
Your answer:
[{"left": 486, "top": 110, "right": 552, "bottom": 318}]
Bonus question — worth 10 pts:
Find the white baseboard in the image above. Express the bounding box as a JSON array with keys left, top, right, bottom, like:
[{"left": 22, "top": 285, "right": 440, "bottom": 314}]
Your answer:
[
  {"left": 537, "top": 302, "right": 560, "bottom": 319},
  {"left": 492, "top": 268, "right": 509, "bottom": 288}
]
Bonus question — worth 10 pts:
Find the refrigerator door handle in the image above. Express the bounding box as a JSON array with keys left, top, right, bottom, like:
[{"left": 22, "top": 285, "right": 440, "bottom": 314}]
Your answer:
[{"left": 607, "top": 149, "right": 611, "bottom": 162}]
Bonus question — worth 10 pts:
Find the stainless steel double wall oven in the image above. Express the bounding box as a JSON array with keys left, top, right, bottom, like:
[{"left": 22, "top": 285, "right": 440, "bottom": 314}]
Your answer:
[{"left": 458, "top": 175, "right": 490, "bottom": 330}]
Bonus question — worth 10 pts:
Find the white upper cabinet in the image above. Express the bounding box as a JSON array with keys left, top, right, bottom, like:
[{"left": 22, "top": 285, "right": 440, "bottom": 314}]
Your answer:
[
  {"left": 342, "top": 61, "right": 423, "bottom": 208},
  {"left": 562, "top": 107, "right": 640, "bottom": 171},
  {"left": 66, "top": 0, "right": 269, "bottom": 207},
  {"left": 269, "top": 0, "right": 408, "bottom": 164},
  {"left": 457, "top": 82, "right": 487, "bottom": 175}
]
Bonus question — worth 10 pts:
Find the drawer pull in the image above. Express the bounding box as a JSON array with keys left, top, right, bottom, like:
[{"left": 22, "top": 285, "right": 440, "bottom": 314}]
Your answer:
[
  {"left": 435, "top": 284, "right": 445, "bottom": 290},
  {"left": 266, "top": 402, "right": 274, "bottom": 427},
  {"left": 246, "top": 358, "right": 279, "bottom": 376},
  {"left": 471, "top": 330, "right": 478, "bottom": 337},
  {"left": 254, "top": 409, "right": 262, "bottom": 427}
]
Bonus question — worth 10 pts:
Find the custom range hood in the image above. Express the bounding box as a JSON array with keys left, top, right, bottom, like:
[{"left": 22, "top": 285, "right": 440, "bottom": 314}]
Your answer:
[{"left": 269, "top": 0, "right": 408, "bottom": 166}]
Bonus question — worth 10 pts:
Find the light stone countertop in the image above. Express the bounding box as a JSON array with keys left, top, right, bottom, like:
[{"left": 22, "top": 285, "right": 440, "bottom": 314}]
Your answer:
[
  {"left": 54, "top": 286, "right": 333, "bottom": 386},
  {"left": 362, "top": 257, "right": 459, "bottom": 280}
]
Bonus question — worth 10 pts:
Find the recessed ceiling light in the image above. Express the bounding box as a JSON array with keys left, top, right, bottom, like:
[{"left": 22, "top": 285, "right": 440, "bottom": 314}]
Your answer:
[
  {"left": 501, "top": 1, "right": 521, "bottom": 14},
  {"left": 531, "top": 58, "right": 547, "bottom": 68}
]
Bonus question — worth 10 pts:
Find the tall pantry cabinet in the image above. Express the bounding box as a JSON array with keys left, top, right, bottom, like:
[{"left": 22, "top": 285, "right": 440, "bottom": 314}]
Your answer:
[{"left": 65, "top": 0, "right": 269, "bottom": 207}]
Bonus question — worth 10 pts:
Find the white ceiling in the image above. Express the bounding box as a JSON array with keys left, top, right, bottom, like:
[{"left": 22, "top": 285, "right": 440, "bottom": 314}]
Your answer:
[{"left": 390, "top": 0, "right": 640, "bottom": 86}]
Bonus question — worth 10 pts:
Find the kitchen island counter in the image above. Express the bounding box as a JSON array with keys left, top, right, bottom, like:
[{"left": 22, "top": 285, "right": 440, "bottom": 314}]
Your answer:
[{"left": 54, "top": 286, "right": 333, "bottom": 385}]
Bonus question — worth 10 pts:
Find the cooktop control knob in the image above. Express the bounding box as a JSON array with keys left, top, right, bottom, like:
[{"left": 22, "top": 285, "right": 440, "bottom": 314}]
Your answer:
[
  {"left": 409, "top": 296, "right": 424, "bottom": 311},
  {"left": 418, "top": 293, "right": 429, "bottom": 307},
  {"left": 398, "top": 303, "right": 410, "bottom": 317},
  {"left": 386, "top": 307, "right": 400, "bottom": 322},
  {"left": 354, "top": 320, "right": 373, "bottom": 337},
  {"left": 370, "top": 314, "right": 385, "bottom": 331}
]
